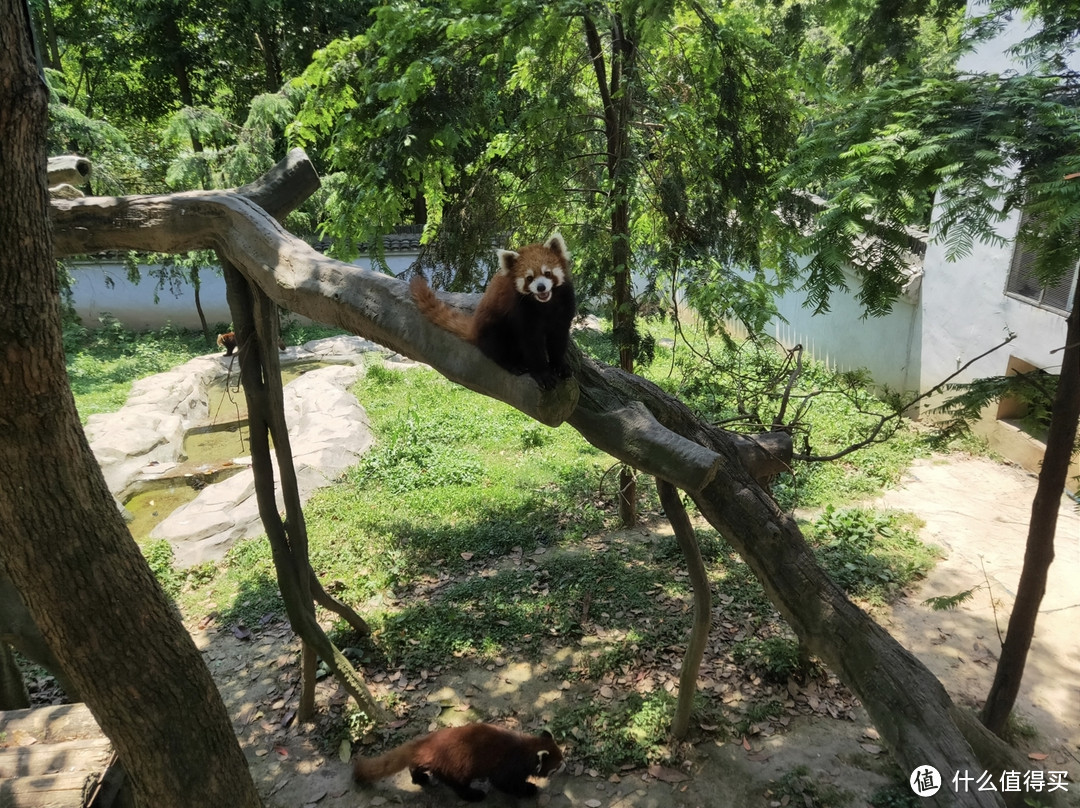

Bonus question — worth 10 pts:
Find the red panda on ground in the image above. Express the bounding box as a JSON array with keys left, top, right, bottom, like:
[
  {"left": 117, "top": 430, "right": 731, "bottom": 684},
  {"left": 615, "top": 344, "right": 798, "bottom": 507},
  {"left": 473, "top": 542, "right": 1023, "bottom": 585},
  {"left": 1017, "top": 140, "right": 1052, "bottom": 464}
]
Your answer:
[
  {"left": 216, "top": 331, "right": 237, "bottom": 356},
  {"left": 352, "top": 722, "right": 563, "bottom": 802},
  {"left": 409, "top": 233, "right": 576, "bottom": 390}
]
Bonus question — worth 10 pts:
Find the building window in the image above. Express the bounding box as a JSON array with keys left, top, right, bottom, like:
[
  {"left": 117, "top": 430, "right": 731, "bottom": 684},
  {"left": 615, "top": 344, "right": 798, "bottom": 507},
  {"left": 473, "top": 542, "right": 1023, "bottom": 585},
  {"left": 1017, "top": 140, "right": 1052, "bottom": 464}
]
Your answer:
[{"left": 1005, "top": 213, "right": 1078, "bottom": 314}]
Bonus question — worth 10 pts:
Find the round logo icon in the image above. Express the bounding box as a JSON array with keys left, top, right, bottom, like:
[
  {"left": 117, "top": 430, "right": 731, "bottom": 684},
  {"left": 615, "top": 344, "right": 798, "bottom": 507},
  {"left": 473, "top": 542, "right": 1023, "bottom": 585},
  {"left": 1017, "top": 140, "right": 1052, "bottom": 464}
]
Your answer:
[{"left": 910, "top": 765, "right": 942, "bottom": 797}]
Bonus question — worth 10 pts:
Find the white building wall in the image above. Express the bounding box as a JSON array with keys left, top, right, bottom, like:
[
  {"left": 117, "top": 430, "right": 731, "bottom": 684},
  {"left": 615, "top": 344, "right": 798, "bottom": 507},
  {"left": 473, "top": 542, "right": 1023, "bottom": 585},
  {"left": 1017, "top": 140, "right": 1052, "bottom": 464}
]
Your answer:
[
  {"left": 917, "top": 209, "right": 1069, "bottom": 395},
  {"left": 66, "top": 252, "right": 421, "bottom": 330},
  {"left": 770, "top": 268, "right": 921, "bottom": 393},
  {"left": 917, "top": 4, "right": 1073, "bottom": 394}
]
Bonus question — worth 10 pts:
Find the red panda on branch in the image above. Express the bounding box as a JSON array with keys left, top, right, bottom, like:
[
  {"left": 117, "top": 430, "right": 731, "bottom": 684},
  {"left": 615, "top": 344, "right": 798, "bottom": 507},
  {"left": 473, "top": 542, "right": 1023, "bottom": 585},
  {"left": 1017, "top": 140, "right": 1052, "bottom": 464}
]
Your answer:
[
  {"left": 409, "top": 233, "right": 576, "bottom": 390},
  {"left": 352, "top": 723, "right": 563, "bottom": 802}
]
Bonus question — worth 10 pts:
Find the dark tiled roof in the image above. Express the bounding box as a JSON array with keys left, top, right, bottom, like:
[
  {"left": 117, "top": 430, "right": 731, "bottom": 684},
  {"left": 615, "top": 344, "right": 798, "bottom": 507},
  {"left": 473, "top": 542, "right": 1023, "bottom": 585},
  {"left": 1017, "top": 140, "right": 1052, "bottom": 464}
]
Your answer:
[{"left": 312, "top": 226, "right": 424, "bottom": 254}]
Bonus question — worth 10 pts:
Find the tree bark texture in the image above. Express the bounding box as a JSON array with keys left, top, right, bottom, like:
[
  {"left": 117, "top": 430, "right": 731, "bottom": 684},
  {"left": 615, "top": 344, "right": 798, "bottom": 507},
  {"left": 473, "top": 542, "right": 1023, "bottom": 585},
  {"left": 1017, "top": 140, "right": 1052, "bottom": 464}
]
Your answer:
[
  {"left": 981, "top": 278, "right": 1080, "bottom": 735},
  {"left": 49, "top": 189, "right": 1055, "bottom": 807},
  {"left": 0, "top": 4, "right": 262, "bottom": 805},
  {"left": 584, "top": 11, "right": 640, "bottom": 526},
  {"left": 221, "top": 263, "right": 383, "bottom": 722},
  {"left": 657, "top": 480, "right": 712, "bottom": 740}
]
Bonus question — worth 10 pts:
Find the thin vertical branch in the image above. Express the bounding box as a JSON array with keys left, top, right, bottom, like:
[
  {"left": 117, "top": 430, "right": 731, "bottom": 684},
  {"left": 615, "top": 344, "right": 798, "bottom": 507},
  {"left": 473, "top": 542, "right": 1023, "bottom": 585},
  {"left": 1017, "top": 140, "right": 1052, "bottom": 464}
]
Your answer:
[{"left": 657, "top": 479, "right": 712, "bottom": 739}]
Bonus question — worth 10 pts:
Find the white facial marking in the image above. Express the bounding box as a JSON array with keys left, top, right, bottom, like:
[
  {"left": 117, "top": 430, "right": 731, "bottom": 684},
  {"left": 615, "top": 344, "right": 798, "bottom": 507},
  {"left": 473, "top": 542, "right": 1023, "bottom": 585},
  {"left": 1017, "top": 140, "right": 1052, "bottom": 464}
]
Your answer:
[{"left": 527, "top": 266, "right": 556, "bottom": 302}]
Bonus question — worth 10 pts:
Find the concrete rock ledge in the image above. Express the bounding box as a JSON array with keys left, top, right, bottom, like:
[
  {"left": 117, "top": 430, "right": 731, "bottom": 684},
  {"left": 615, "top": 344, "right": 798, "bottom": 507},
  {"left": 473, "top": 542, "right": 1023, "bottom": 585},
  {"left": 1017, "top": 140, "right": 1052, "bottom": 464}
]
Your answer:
[{"left": 86, "top": 335, "right": 400, "bottom": 565}]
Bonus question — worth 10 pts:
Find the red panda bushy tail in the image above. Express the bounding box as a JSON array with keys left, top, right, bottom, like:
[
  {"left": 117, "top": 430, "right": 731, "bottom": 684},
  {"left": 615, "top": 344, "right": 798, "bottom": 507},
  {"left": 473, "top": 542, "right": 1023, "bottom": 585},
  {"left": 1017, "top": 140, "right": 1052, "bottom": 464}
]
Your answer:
[
  {"left": 409, "top": 276, "right": 475, "bottom": 342},
  {"left": 353, "top": 737, "right": 423, "bottom": 783}
]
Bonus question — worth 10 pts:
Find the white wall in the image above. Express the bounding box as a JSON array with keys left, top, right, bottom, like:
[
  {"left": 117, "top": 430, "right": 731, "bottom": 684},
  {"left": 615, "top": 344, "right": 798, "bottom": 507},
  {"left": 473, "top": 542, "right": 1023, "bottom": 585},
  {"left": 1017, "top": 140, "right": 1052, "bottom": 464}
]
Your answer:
[
  {"left": 917, "top": 4, "right": 1074, "bottom": 395},
  {"left": 68, "top": 261, "right": 232, "bottom": 330},
  {"left": 764, "top": 262, "right": 922, "bottom": 393},
  {"left": 66, "top": 252, "right": 421, "bottom": 330},
  {"left": 917, "top": 209, "right": 1069, "bottom": 396}
]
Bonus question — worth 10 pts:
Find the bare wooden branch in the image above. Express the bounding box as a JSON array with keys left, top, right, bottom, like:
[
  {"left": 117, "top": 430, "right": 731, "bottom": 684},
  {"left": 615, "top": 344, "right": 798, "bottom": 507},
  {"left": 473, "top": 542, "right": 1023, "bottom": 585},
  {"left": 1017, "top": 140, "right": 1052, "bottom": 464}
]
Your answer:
[
  {"left": 47, "top": 155, "right": 91, "bottom": 188},
  {"left": 657, "top": 480, "right": 711, "bottom": 740}
]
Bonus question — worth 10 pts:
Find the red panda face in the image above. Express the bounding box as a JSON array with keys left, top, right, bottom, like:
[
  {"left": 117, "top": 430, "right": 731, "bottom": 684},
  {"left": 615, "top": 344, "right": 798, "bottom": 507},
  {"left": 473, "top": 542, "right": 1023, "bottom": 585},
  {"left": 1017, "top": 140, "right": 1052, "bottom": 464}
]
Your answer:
[{"left": 497, "top": 233, "right": 570, "bottom": 304}]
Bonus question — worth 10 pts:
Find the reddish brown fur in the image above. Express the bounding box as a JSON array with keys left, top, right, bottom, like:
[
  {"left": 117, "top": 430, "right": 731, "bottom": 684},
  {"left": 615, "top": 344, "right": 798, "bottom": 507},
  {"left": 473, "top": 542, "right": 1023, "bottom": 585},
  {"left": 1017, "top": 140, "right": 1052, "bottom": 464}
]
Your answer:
[
  {"left": 353, "top": 723, "right": 562, "bottom": 802},
  {"left": 215, "top": 331, "right": 285, "bottom": 355},
  {"left": 410, "top": 234, "right": 575, "bottom": 390},
  {"left": 216, "top": 331, "right": 237, "bottom": 356}
]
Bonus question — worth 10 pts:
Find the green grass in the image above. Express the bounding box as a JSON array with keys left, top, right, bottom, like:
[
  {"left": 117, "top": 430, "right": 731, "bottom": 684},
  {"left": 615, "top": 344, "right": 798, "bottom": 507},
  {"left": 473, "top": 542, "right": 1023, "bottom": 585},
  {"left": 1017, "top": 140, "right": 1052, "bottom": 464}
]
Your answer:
[
  {"left": 65, "top": 317, "right": 217, "bottom": 422},
  {"left": 81, "top": 322, "right": 943, "bottom": 776},
  {"left": 64, "top": 315, "right": 345, "bottom": 422},
  {"left": 162, "top": 352, "right": 937, "bottom": 771},
  {"left": 806, "top": 506, "right": 937, "bottom": 607}
]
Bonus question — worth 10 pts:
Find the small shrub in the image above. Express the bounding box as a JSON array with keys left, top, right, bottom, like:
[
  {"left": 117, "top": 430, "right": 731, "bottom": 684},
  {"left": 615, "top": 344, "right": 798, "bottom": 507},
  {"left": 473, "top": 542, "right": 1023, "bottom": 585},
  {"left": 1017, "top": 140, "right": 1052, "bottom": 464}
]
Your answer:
[
  {"left": 810, "top": 507, "right": 934, "bottom": 604},
  {"left": 773, "top": 765, "right": 853, "bottom": 808},
  {"left": 519, "top": 424, "right": 548, "bottom": 451},
  {"left": 548, "top": 691, "right": 676, "bottom": 771},
  {"left": 731, "top": 636, "right": 804, "bottom": 682},
  {"left": 142, "top": 539, "right": 183, "bottom": 597}
]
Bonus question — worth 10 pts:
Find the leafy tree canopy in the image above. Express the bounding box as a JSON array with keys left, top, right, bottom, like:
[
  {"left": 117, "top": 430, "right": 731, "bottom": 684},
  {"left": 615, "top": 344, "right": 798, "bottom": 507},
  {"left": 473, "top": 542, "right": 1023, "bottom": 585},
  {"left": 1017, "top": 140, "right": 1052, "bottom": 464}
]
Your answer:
[{"left": 288, "top": 0, "right": 806, "bottom": 333}]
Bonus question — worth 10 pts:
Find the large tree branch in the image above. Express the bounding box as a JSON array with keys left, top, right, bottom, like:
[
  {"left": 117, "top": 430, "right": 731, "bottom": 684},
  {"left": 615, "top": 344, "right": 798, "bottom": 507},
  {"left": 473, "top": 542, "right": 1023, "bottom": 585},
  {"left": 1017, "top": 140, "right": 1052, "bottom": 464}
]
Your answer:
[
  {"left": 51, "top": 190, "right": 787, "bottom": 488},
  {"left": 51, "top": 186, "right": 1047, "bottom": 807}
]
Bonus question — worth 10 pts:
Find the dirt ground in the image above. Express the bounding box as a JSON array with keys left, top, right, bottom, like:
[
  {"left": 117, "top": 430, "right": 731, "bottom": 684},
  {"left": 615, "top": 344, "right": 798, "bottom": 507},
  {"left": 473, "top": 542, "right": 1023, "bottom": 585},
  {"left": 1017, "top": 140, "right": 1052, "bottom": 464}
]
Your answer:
[{"left": 189, "top": 454, "right": 1080, "bottom": 808}]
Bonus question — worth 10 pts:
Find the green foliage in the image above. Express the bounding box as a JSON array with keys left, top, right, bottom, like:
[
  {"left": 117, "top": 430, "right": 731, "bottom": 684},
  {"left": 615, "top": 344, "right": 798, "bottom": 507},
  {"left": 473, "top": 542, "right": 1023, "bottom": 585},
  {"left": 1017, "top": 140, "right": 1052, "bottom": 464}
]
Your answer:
[
  {"left": 289, "top": 0, "right": 803, "bottom": 332},
  {"left": 786, "top": 65, "right": 1080, "bottom": 315},
  {"left": 923, "top": 587, "right": 979, "bottom": 611},
  {"left": 350, "top": 405, "right": 485, "bottom": 493},
  {"left": 141, "top": 539, "right": 185, "bottom": 598},
  {"left": 731, "top": 636, "right": 805, "bottom": 682},
  {"left": 808, "top": 507, "right": 935, "bottom": 603},
  {"left": 548, "top": 691, "right": 678, "bottom": 771},
  {"left": 141, "top": 539, "right": 217, "bottom": 598},
  {"left": 645, "top": 327, "right": 925, "bottom": 509},
  {"left": 64, "top": 318, "right": 220, "bottom": 422},
  {"left": 304, "top": 366, "right": 611, "bottom": 600},
  {"left": 870, "top": 781, "right": 923, "bottom": 808},
  {"left": 934, "top": 371, "right": 1059, "bottom": 441},
  {"left": 773, "top": 765, "right": 853, "bottom": 808}
]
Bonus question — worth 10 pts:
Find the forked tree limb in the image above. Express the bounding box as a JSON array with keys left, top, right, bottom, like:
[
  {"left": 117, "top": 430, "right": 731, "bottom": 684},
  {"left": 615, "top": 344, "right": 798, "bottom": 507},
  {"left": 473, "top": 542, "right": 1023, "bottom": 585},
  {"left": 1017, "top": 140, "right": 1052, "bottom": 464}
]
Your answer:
[
  {"left": 223, "top": 264, "right": 383, "bottom": 722},
  {"left": 51, "top": 181, "right": 1050, "bottom": 807},
  {"left": 226, "top": 151, "right": 379, "bottom": 718}
]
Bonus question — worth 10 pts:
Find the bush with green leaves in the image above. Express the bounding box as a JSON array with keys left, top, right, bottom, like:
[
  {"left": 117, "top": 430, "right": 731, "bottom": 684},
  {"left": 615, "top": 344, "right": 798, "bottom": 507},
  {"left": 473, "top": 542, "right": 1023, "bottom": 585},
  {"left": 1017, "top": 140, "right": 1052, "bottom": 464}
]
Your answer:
[{"left": 809, "top": 506, "right": 935, "bottom": 604}]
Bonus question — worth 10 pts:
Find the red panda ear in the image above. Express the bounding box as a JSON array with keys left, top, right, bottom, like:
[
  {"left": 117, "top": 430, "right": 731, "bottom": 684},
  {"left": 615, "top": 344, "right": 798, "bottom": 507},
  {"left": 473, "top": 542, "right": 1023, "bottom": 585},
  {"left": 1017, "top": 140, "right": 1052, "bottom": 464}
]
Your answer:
[
  {"left": 544, "top": 232, "right": 569, "bottom": 263},
  {"left": 541, "top": 729, "right": 554, "bottom": 740},
  {"left": 496, "top": 248, "right": 519, "bottom": 276},
  {"left": 535, "top": 749, "right": 549, "bottom": 774}
]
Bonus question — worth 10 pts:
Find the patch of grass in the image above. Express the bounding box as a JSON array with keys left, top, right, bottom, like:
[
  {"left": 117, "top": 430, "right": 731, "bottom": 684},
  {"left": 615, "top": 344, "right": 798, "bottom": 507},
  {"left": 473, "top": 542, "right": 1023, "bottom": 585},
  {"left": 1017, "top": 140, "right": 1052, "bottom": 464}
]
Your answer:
[
  {"left": 548, "top": 691, "right": 677, "bottom": 771},
  {"left": 205, "top": 537, "right": 283, "bottom": 628},
  {"left": 140, "top": 539, "right": 217, "bottom": 600},
  {"left": 65, "top": 318, "right": 217, "bottom": 421},
  {"left": 64, "top": 318, "right": 346, "bottom": 423},
  {"left": 869, "top": 781, "right": 922, "bottom": 808},
  {"left": 365, "top": 568, "right": 558, "bottom": 668},
  {"left": 731, "top": 636, "right": 804, "bottom": 683},
  {"left": 772, "top": 765, "right": 854, "bottom": 808},
  {"left": 807, "top": 507, "right": 936, "bottom": 606},
  {"left": 305, "top": 368, "right": 610, "bottom": 594}
]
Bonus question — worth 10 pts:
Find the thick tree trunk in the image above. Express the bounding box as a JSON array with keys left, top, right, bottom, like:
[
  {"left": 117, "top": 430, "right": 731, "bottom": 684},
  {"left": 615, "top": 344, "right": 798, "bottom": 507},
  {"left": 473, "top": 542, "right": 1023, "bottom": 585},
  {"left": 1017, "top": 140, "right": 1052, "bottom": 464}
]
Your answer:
[
  {"left": 981, "top": 279, "right": 1080, "bottom": 734},
  {"left": 585, "top": 11, "right": 639, "bottom": 525},
  {"left": 0, "top": 5, "right": 262, "bottom": 806},
  {"left": 50, "top": 188, "right": 1058, "bottom": 807}
]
